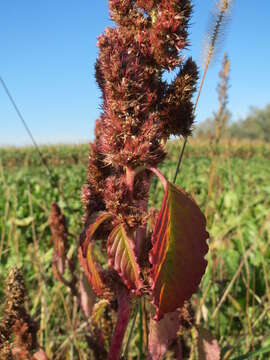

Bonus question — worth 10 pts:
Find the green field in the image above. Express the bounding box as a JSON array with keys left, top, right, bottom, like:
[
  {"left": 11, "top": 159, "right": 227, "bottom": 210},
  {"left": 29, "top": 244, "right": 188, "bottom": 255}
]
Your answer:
[{"left": 1, "top": 141, "right": 270, "bottom": 359}]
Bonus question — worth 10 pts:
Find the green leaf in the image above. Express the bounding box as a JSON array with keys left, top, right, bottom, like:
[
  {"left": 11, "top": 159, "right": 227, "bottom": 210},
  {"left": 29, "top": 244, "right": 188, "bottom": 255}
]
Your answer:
[
  {"left": 13, "top": 216, "right": 33, "bottom": 227},
  {"left": 231, "top": 345, "right": 270, "bottom": 360}
]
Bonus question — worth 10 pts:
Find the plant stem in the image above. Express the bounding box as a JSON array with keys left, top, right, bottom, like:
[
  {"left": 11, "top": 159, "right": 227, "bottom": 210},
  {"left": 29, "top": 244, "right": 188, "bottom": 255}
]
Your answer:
[
  {"left": 123, "top": 302, "right": 139, "bottom": 359},
  {"left": 173, "top": 60, "right": 208, "bottom": 183},
  {"left": 173, "top": 136, "right": 188, "bottom": 184},
  {"left": 139, "top": 300, "right": 144, "bottom": 359},
  {"left": 126, "top": 167, "right": 135, "bottom": 195},
  {"left": 109, "top": 288, "right": 131, "bottom": 360}
]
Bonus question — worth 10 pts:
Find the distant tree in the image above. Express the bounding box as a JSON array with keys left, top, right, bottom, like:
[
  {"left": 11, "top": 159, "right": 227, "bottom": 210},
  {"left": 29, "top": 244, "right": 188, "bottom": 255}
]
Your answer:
[
  {"left": 195, "top": 117, "right": 216, "bottom": 138},
  {"left": 196, "top": 104, "right": 270, "bottom": 142},
  {"left": 228, "top": 104, "right": 270, "bottom": 142}
]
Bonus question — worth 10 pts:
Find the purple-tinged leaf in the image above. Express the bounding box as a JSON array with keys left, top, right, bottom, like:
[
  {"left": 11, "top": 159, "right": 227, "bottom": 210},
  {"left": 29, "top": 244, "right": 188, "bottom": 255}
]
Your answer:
[
  {"left": 148, "top": 311, "right": 182, "bottom": 360},
  {"left": 78, "top": 244, "right": 105, "bottom": 297},
  {"left": 79, "top": 211, "right": 112, "bottom": 296},
  {"left": 79, "top": 275, "right": 96, "bottom": 318},
  {"left": 197, "top": 327, "right": 220, "bottom": 360},
  {"left": 149, "top": 168, "right": 209, "bottom": 320},
  {"left": 81, "top": 212, "right": 113, "bottom": 256},
  {"left": 33, "top": 350, "right": 50, "bottom": 360}
]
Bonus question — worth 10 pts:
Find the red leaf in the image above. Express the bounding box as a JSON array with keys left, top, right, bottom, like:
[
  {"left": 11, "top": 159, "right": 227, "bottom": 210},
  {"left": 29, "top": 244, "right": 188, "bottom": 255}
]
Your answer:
[
  {"left": 33, "top": 350, "right": 50, "bottom": 360},
  {"left": 107, "top": 224, "right": 142, "bottom": 293},
  {"left": 149, "top": 168, "right": 209, "bottom": 320},
  {"left": 148, "top": 311, "right": 182, "bottom": 360},
  {"left": 82, "top": 212, "right": 113, "bottom": 256},
  {"left": 79, "top": 275, "right": 96, "bottom": 318},
  {"left": 78, "top": 244, "right": 105, "bottom": 297},
  {"left": 79, "top": 212, "right": 112, "bottom": 296},
  {"left": 197, "top": 327, "right": 220, "bottom": 360}
]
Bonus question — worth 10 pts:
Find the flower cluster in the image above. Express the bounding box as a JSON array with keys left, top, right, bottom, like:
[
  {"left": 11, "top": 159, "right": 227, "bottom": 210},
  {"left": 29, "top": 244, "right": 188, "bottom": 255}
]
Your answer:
[{"left": 82, "top": 0, "right": 198, "bottom": 229}]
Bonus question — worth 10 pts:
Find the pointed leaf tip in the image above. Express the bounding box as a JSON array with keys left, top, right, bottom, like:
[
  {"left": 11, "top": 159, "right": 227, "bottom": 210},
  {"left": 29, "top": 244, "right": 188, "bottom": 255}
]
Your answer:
[
  {"left": 81, "top": 212, "right": 113, "bottom": 256},
  {"left": 150, "top": 178, "right": 209, "bottom": 320}
]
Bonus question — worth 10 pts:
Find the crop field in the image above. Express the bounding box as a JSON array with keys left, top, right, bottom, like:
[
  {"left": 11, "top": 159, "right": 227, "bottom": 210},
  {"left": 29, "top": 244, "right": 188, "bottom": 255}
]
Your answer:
[{"left": 0, "top": 141, "right": 270, "bottom": 359}]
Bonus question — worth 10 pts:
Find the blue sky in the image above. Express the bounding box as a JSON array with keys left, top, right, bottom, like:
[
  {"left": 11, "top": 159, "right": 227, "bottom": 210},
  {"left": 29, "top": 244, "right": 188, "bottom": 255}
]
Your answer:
[{"left": 0, "top": 1, "right": 269, "bottom": 146}]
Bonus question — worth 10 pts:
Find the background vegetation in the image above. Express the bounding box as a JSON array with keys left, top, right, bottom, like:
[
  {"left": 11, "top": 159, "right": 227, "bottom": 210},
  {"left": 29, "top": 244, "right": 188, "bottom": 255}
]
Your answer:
[
  {"left": 195, "top": 103, "right": 270, "bottom": 142},
  {"left": 0, "top": 139, "right": 270, "bottom": 359}
]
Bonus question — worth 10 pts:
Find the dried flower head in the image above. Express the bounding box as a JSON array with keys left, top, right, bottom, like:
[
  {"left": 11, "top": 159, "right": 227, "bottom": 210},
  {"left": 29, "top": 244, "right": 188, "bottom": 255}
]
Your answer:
[
  {"left": 0, "top": 268, "right": 38, "bottom": 359},
  {"left": 49, "top": 202, "right": 68, "bottom": 277}
]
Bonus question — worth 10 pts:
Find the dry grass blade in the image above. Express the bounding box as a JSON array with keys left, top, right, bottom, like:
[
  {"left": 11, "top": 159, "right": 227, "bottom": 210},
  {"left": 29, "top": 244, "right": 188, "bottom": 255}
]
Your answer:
[
  {"left": 205, "top": 54, "right": 230, "bottom": 218},
  {"left": 57, "top": 289, "right": 85, "bottom": 360},
  {"left": 173, "top": 0, "right": 233, "bottom": 181},
  {"left": 212, "top": 212, "right": 270, "bottom": 319},
  {"left": 212, "top": 250, "right": 250, "bottom": 319}
]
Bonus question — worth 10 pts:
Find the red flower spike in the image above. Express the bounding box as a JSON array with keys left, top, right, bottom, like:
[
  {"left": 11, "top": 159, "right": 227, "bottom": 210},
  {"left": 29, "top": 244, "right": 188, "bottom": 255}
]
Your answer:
[
  {"left": 107, "top": 223, "right": 143, "bottom": 294},
  {"left": 149, "top": 169, "right": 209, "bottom": 320}
]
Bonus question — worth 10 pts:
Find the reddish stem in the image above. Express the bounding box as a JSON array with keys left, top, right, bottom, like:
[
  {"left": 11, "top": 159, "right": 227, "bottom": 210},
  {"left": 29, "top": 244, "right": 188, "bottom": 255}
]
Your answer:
[
  {"left": 135, "top": 173, "right": 151, "bottom": 259},
  {"left": 126, "top": 167, "right": 135, "bottom": 195},
  {"left": 135, "top": 227, "right": 146, "bottom": 260},
  {"left": 177, "top": 340, "right": 183, "bottom": 360},
  {"left": 126, "top": 166, "right": 147, "bottom": 258},
  {"left": 149, "top": 167, "right": 167, "bottom": 190},
  {"left": 108, "top": 287, "right": 131, "bottom": 360}
]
